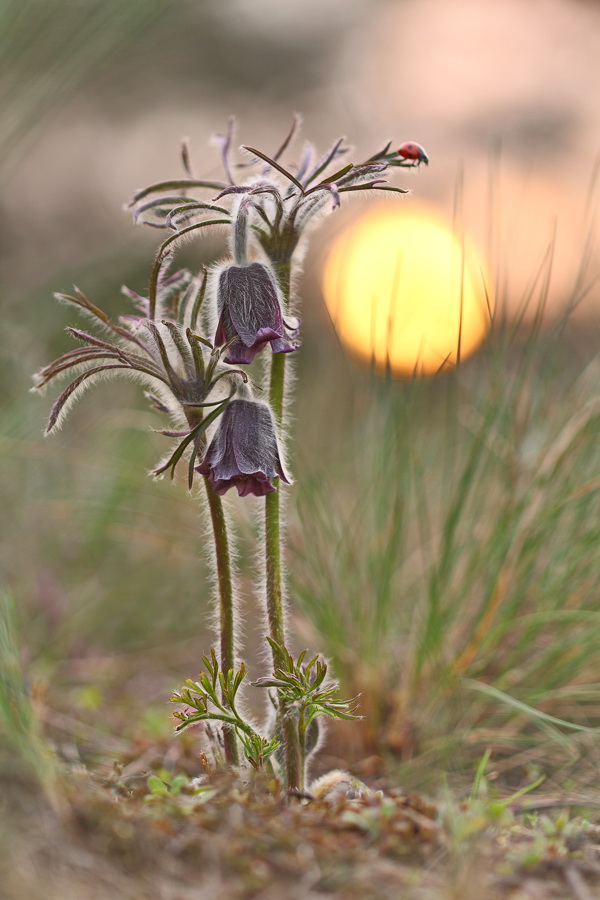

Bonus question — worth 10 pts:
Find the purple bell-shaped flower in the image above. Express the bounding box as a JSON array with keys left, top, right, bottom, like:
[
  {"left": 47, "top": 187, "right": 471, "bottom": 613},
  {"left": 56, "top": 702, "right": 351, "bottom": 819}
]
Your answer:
[
  {"left": 215, "top": 262, "right": 299, "bottom": 364},
  {"left": 197, "top": 399, "right": 291, "bottom": 497}
]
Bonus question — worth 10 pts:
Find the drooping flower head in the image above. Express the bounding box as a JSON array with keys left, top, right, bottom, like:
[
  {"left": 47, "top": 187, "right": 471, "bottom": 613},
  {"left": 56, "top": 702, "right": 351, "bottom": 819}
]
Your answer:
[
  {"left": 196, "top": 398, "right": 290, "bottom": 497},
  {"left": 215, "top": 262, "right": 300, "bottom": 364}
]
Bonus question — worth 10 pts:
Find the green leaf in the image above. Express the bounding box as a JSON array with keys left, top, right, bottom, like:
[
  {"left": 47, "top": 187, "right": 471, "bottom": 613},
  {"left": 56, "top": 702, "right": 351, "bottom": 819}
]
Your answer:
[
  {"left": 170, "top": 775, "right": 189, "bottom": 795},
  {"left": 152, "top": 400, "right": 230, "bottom": 481},
  {"left": 464, "top": 679, "right": 600, "bottom": 734},
  {"left": 130, "top": 179, "right": 229, "bottom": 206},
  {"left": 242, "top": 145, "right": 304, "bottom": 192},
  {"left": 147, "top": 775, "right": 168, "bottom": 796}
]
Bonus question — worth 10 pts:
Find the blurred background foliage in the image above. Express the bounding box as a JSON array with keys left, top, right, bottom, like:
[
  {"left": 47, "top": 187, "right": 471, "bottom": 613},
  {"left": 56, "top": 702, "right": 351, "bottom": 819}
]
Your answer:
[{"left": 3, "top": 0, "right": 600, "bottom": 792}]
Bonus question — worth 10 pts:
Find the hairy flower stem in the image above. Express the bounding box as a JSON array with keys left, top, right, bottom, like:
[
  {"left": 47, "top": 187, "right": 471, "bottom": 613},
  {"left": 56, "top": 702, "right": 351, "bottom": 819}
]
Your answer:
[
  {"left": 264, "top": 354, "right": 286, "bottom": 649},
  {"left": 264, "top": 262, "right": 303, "bottom": 791},
  {"left": 203, "top": 483, "right": 240, "bottom": 767},
  {"left": 187, "top": 408, "right": 239, "bottom": 767}
]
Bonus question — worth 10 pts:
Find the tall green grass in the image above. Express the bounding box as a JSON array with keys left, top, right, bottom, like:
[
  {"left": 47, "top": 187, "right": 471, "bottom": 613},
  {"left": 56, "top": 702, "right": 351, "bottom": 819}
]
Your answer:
[{"left": 292, "top": 259, "right": 600, "bottom": 784}]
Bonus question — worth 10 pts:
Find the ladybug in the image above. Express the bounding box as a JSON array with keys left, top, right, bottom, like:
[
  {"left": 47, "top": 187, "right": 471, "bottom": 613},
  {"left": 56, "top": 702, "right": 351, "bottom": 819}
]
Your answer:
[{"left": 397, "top": 142, "right": 429, "bottom": 166}]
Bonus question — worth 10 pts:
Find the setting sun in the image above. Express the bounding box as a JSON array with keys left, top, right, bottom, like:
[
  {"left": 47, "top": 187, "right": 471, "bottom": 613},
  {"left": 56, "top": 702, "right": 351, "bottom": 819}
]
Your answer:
[{"left": 322, "top": 203, "right": 492, "bottom": 377}]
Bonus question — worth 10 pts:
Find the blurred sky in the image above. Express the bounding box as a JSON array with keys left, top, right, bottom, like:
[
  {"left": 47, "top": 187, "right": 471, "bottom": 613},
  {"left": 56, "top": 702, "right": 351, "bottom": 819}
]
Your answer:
[{"left": 3, "top": 0, "right": 600, "bottom": 313}]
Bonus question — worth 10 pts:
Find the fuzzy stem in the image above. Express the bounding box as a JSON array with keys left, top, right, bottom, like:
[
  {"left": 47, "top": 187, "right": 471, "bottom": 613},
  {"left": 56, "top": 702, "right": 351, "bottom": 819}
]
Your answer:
[
  {"left": 186, "top": 410, "right": 240, "bottom": 766},
  {"left": 264, "top": 261, "right": 303, "bottom": 791},
  {"left": 187, "top": 400, "right": 239, "bottom": 768},
  {"left": 204, "top": 482, "right": 240, "bottom": 768},
  {"left": 233, "top": 199, "right": 248, "bottom": 266},
  {"left": 264, "top": 352, "right": 286, "bottom": 648}
]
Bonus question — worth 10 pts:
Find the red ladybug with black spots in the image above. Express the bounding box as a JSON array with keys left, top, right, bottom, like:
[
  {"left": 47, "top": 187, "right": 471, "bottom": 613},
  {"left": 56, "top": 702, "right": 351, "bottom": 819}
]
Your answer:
[{"left": 397, "top": 142, "right": 429, "bottom": 166}]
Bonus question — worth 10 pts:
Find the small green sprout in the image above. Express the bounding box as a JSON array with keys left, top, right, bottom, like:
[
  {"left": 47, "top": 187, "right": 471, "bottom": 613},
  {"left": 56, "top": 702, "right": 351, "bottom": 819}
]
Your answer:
[
  {"left": 170, "top": 649, "right": 280, "bottom": 772},
  {"left": 145, "top": 770, "right": 216, "bottom": 814},
  {"left": 253, "top": 639, "right": 360, "bottom": 775}
]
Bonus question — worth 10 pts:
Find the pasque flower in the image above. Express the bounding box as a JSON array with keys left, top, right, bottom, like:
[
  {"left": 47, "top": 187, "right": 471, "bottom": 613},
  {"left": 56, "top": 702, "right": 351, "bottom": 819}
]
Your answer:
[
  {"left": 197, "top": 398, "right": 290, "bottom": 497},
  {"left": 215, "top": 262, "right": 299, "bottom": 364},
  {"left": 37, "top": 119, "right": 426, "bottom": 786}
]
